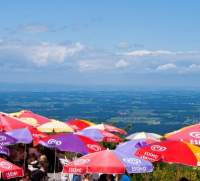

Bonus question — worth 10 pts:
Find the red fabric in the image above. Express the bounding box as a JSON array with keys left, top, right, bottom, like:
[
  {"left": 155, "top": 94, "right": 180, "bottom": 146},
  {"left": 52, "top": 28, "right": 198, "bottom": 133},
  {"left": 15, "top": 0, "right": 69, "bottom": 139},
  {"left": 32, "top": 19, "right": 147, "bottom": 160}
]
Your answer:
[
  {"left": 0, "top": 113, "right": 32, "bottom": 131},
  {"left": 0, "top": 158, "right": 24, "bottom": 179},
  {"left": 67, "top": 119, "right": 91, "bottom": 131},
  {"left": 135, "top": 141, "right": 198, "bottom": 166},
  {"left": 28, "top": 127, "right": 49, "bottom": 146},
  {"left": 78, "top": 135, "right": 105, "bottom": 153},
  {"left": 16, "top": 110, "right": 49, "bottom": 125},
  {"left": 63, "top": 150, "right": 125, "bottom": 174},
  {"left": 104, "top": 124, "right": 127, "bottom": 135},
  {"left": 101, "top": 130, "right": 121, "bottom": 143}
]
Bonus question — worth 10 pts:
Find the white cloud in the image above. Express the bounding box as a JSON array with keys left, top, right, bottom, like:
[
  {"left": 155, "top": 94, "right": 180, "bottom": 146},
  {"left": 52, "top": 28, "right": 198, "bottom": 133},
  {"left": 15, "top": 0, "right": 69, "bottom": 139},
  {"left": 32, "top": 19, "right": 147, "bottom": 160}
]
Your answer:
[
  {"left": 27, "top": 42, "right": 85, "bottom": 66},
  {"left": 156, "top": 63, "right": 177, "bottom": 71},
  {"left": 0, "top": 40, "right": 85, "bottom": 67},
  {"left": 115, "top": 59, "right": 129, "bottom": 68},
  {"left": 124, "top": 50, "right": 173, "bottom": 56},
  {"left": 1, "top": 38, "right": 200, "bottom": 76}
]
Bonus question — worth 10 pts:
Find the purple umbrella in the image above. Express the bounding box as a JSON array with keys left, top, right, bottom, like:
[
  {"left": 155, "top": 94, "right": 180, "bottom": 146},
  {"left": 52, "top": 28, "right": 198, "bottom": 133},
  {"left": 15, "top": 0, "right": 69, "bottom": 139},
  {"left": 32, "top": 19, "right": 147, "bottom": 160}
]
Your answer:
[
  {"left": 77, "top": 128, "right": 103, "bottom": 142},
  {"left": 6, "top": 128, "right": 33, "bottom": 144},
  {"left": 0, "top": 133, "right": 17, "bottom": 146},
  {"left": 39, "top": 133, "right": 104, "bottom": 154},
  {"left": 115, "top": 139, "right": 149, "bottom": 156},
  {"left": 0, "top": 146, "right": 10, "bottom": 156},
  {"left": 114, "top": 150, "right": 154, "bottom": 173}
]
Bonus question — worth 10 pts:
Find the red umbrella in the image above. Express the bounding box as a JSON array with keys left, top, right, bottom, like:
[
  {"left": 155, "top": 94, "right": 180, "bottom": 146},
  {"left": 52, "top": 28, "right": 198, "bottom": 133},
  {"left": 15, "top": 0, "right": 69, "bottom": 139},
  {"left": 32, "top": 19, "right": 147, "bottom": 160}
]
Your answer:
[
  {"left": 63, "top": 150, "right": 153, "bottom": 174},
  {"left": 66, "top": 119, "right": 95, "bottom": 131},
  {"left": 0, "top": 158, "right": 24, "bottom": 179},
  {"left": 135, "top": 140, "right": 200, "bottom": 166},
  {"left": 165, "top": 123, "right": 200, "bottom": 145},
  {"left": 10, "top": 110, "right": 50, "bottom": 127},
  {"left": 28, "top": 127, "right": 49, "bottom": 146},
  {"left": 0, "top": 112, "right": 32, "bottom": 131}
]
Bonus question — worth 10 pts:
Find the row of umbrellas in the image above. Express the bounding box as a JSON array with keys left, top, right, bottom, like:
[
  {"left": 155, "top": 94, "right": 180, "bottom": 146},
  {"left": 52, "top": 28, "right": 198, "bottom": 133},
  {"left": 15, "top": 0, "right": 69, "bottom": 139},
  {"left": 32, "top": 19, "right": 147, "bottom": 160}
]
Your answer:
[
  {"left": 1, "top": 110, "right": 200, "bottom": 178},
  {"left": 0, "top": 110, "right": 129, "bottom": 179}
]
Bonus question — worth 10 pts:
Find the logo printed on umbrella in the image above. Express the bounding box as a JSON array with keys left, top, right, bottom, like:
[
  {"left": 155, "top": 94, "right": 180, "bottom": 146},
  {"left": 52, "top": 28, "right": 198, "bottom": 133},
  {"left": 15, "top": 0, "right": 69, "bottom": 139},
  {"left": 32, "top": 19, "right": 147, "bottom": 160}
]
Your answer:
[
  {"left": 151, "top": 145, "right": 167, "bottom": 152},
  {"left": 122, "top": 158, "right": 142, "bottom": 165},
  {"left": 74, "top": 159, "right": 90, "bottom": 165},
  {"left": 87, "top": 144, "right": 101, "bottom": 152},
  {"left": 131, "top": 166, "right": 147, "bottom": 172},
  {"left": 0, "top": 161, "right": 12, "bottom": 169},
  {"left": 6, "top": 171, "right": 18, "bottom": 178},
  {"left": 47, "top": 139, "right": 62, "bottom": 145},
  {"left": 190, "top": 132, "right": 200, "bottom": 139}
]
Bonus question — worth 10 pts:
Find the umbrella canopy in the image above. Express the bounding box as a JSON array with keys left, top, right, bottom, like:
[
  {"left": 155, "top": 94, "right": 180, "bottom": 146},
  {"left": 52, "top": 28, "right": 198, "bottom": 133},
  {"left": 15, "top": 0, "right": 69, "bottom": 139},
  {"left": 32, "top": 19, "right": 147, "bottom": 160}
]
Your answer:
[
  {"left": 7, "top": 128, "right": 33, "bottom": 144},
  {"left": 0, "top": 146, "right": 10, "bottom": 156},
  {"left": 0, "top": 133, "right": 17, "bottom": 146},
  {"left": 0, "top": 157, "right": 24, "bottom": 179},
  {"left": 0, "top": 112, "right": 32, "bottom": 131},
  {"left": 126, "top": 132, "right": 162, "bottom": 141},
  {"left": 87, "top": 124, "right": 127, "bottom": 135},
  {"left": 39, "top": 133, "right": 105, "bottom": 154},
  {"left": 165, "top": 123, "right": 200, "bottom": 145},
  {"left": 66, "top": 119, "right": 95, "bottom": 131},
  {"left": 63, "top": 150, "right": 153, "bottom": 174},
  {"left": 135, "top": 140, "right": 200, "bottom": 167},
  {"left": 115, "top": 139, "right": 151, "bottom": 156},
  {"left": 37, "top": 119, "right": 74, "bottom": 133},
  {"left": 77, "top": 128, "right": 121, "bottom": 143},
  {"left": 10, "top": 110, "right": 50, "bottom": 127},
  {"left": 28, "top": 127, "right": 49, "bottom": 146}
]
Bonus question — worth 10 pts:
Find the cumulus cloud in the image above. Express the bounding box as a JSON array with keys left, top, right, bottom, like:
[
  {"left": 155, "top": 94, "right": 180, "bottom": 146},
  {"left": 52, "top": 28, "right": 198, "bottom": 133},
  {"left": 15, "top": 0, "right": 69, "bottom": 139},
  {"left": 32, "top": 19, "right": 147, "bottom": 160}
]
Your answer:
[
  {"left": 27, "top": 42, "right": 85, "bottom": 66},
  {"left": 1, "top": 38, "right": 200, "bottom": 75},
  {"left": 0, "top": 40, "right": 85, "bottom": 68}
]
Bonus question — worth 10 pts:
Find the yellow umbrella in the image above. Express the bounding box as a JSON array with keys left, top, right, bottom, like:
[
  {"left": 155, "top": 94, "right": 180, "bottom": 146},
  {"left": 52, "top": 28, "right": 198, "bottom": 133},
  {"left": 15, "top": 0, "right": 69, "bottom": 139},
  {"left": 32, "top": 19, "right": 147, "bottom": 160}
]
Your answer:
[{"left": 37, "top": 119, "right": 74, "bottom": 133}]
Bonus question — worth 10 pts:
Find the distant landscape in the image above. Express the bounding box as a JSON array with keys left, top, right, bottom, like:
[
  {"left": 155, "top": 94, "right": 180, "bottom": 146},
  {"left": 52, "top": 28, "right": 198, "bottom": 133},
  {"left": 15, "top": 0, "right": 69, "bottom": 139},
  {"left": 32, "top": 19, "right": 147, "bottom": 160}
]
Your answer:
[{"left": 1, "top": 85, "right": 200, "bottom": 135}]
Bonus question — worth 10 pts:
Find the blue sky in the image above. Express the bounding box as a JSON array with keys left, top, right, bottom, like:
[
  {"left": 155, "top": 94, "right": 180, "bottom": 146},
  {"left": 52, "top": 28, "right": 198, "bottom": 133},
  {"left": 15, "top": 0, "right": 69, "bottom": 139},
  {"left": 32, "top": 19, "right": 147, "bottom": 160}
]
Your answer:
[{"left": 1, "top": 0, "right": 200, "bottom": 87}]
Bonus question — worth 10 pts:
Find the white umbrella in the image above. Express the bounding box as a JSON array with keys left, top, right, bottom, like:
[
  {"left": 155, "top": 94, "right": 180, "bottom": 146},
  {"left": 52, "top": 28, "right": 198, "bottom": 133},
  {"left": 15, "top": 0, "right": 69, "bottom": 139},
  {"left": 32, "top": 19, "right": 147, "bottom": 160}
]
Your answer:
[{"left": 126, "top": 132, "right": 162, "bottom": 140}]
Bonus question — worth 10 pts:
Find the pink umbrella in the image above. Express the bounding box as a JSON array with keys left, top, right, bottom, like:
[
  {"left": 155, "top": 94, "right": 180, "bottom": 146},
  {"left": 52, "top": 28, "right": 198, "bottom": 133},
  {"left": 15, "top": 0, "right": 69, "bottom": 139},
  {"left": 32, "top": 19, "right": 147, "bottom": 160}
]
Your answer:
[
  {"left": 0, "top": 112, "right": 32, "bottom": 131},
  {"left": 165, "top": 123, "right": 200, "bottom": 145}
]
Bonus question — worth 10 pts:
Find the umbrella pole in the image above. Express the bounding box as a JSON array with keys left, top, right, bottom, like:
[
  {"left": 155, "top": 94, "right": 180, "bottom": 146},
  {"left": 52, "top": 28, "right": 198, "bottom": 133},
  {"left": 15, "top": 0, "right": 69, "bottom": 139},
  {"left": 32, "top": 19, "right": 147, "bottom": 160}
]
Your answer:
[
  {"left": 54, "top": 147, "right": 56, "bottom": 180},
  {"left": 23, "top": 144, "right": 26, "bottom": 172}
]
